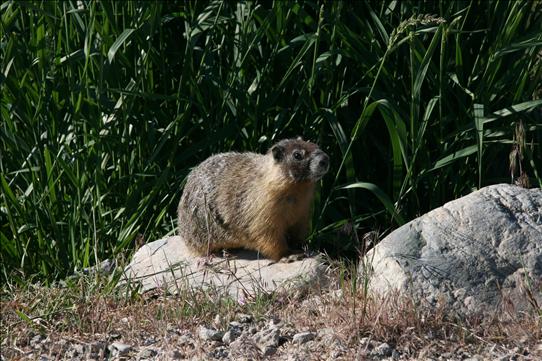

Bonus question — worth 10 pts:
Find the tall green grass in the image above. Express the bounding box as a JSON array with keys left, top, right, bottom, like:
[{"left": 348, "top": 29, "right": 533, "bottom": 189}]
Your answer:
[{"left": 1, "top": 0, "right": 541, "bottom": 282}]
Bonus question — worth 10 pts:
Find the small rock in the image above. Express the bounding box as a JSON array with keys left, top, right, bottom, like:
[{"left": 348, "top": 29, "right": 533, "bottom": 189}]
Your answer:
[
  {"left": 30, "top": 335, "right": 45, "bottom": 347},
  {"left": 178, "top": 334, "right": 194, "bottom": 347},
  {"left": 330, "top": 348, "right": 345, "bottom": 358},
  {"left": 286, "top": 354, "right": 303, "bottom": 361},
  {"left": 292, "top": 331, "right": 316, "bottom": 344},
  {"left": 108, "top": 341, "right": 131, "bottom": 356},
  {"left": 73, "top": 343, "right": 85, "bottom": 355},
  {"left": 237, "top": 313, "right": 253, "bottom": 323},
  {"left": 253, "top": 326, "right": 280, "bottom": 352},
  {"left": 209, "top": 346, "right": 229, "bottom": 359},
  {"left": 64, "top": 343, "right": 84, "bottom": 359},
  {"left": 248, "top": 326, "right": 258, "bottom": 335},
  {"left": 108, "top": 332, "right": 121, "bottom": 340},
  {"left": 222, "top": 327, "right": 242, "bottom": 345},
  {"left": 138, "top": 348, "right": 157, "bottom": 359},
  {"left": 318, "top": 327, "right": 335, "bottom": 336},
  {"left": 142, "top": 336, "right": 157, "bottom": 346},
  {"left": 261, "top": 346, "right": 277, "bottom": 356},
  {"left": 319, "top": 328, "right": 339, "bottom": 348},
  {"left": 169, "top": 350, "right": 184, "bottom": 359},
  {"left": 89, "top": 341, "right": 106, "bottom": 354},
  {"left": 228, "top": 321, "right": 242, "bottom": 329},
  {"left": 371, "top": 342, "right": 393, "bottom": 357},
  {"left": 359, "top": 337, "right": 373, "bottom": 349},
  {"left": 229, "top": 335, "right": 261, "bottom": 359},
  {"left": 198, "top": 326, "right": 224, "bottom": 342}
]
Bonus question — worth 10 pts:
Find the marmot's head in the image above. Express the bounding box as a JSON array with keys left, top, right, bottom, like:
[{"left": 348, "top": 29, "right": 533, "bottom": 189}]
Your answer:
[{"left": 269, "top": 138, "right": 329, "bottom": 182}]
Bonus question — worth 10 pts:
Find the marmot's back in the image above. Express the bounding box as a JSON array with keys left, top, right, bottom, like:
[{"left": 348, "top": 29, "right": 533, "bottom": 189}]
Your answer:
[{"left": 177, "top": 139, "right": 329, "bottom": 260}]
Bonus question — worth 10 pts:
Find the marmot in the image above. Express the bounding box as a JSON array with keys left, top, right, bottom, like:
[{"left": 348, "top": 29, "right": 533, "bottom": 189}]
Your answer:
[{"left": 177, "top": 138, "right": 329, "bottom": 261}]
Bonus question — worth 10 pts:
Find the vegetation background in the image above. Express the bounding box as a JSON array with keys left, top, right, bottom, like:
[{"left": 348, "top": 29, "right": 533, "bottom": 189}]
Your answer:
[{"left": 1, "top": 0, "right": 541, "bottom": 283}]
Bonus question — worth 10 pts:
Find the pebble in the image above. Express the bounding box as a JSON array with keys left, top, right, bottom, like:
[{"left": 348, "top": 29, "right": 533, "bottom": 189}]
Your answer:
[
  {"left": 169, "top": 350, "right": 184, "bottom": 359},
  {"left": 178, "top": 334, "right": 195, "bottom": 347},
  {"left": 222, "top": 327, "right": 241, "bottom": 345},
  {"left": 72, "top": 344, "right": 85, "bottom": 355},
  {"left": 209, "top": 346, "right": 229, "bottom": 359},
  {"left": 108, "top": 341, "right": 131, "bottom": 356},
  {"left": 371, "top": 342, "right": 393, "bottom": 357},
  {"left": 261, "top": 345, "right": 277, "bottom": 356},
  {"left": 292, "top": 331, "right": 316, "bottom": 344},
  {"left": 198, "top": 326, "right": 224, "bottom": 342},
  {"left": 30, "top": 334, "right": 45, "bottom": 347},
  {"left": 138, "top": 348, "right": 157, "bottom": 359},
  {"left": 253, "top": 326, "right": 280, "bottom": 351},
  {"left": 237, "top": 313, "right": 253, "bottom": 323},
  {"left": 228, "top": 321, "right": 242, "bottom": 328},
  {"left": 89, "top": 341, "right": 106, "bottom": 354}
]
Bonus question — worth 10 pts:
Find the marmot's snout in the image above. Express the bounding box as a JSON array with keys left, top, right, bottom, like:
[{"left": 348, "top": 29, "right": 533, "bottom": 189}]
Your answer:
[{"left": 310, "top": 150, "right": 329, "bottom": 181}]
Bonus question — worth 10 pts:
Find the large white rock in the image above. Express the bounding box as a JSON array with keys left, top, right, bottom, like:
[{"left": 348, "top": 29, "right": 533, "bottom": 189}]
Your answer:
[
  {"left": 363, "top": 184, "right": 542, "bottom": 315},
  {"left": 122, "top": 235, "right": 329, "bottom": 299}
]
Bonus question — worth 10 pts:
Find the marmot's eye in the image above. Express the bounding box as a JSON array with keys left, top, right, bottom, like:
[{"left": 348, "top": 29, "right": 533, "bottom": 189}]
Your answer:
[{"left": 293, "top": 151, "right": 303, "bottom": 160}]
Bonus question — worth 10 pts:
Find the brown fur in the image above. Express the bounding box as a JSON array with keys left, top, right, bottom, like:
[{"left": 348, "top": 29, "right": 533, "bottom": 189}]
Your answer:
[{"left": 177, "top": 138, "right": 329, "bottom": 260}]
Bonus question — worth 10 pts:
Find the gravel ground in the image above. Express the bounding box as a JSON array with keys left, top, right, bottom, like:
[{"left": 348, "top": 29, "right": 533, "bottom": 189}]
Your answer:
[{"left": 3, "top": 307, "right": 541, "bottom": 361}]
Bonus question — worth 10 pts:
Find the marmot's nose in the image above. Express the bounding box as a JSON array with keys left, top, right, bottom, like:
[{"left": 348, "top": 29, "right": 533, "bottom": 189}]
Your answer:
[
  {"left": 317, "top": 153, "right": 329, "bottom": 171},
  {"left": 319, "top": 158, "right": 328, "bottom": 169}
]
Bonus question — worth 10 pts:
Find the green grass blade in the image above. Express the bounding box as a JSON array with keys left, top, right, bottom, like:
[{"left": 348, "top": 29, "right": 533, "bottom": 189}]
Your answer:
[
  {"left": 107, "top": 28, "right": 136, "bottom": 63},
  {"left": 342, "top": 182, "right": 405, "bottom": 226}
]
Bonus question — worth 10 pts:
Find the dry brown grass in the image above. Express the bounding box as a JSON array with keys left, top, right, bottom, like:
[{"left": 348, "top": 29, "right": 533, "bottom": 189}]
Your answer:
[
  {"left": 1, "top": 271, "right": 541, "bottom": 360},
  {"left": 277, "top": 287, "right": 541, "bottom": 358}
]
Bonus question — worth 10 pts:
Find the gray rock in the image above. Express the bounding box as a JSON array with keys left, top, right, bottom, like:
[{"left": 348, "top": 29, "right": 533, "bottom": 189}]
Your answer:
[
  {"left": 261, "top": 346, "right": 277, "bottom": 356},
  {"left": 236, "top": 313, "right": 253, "bottom": 323},
  {"left": 30, "top": 334, "right": 45, "bottom": 347},
  {"left": 108, "top": 341, "right": 131, "bottom": 356},
  {"left": 137, "top": 348, "right": 157, "bottom": 359},
  {"left": 177, "top": 334, "right": 194, "bottom": 346},
  {"left": 370, "top": 342, "right": 392, "bottom": 357},
  {"left": 169, "top": 350, "right": 184, "bottom": 359},
  {"left": 89, "top": 341, "right": 106, "bottom": 354},
  {"left": 64, "top": 343, "right": 85, "bottom": 359},
  {"left": 198, "top": 326, "right": 224, "bottom": 342},
  {"left": 253, "top": 326, "right": 280, "bottom": 353},
  {"left": 363, "top": 184, "right": 542, "bottom": 315},
  {"left": 228, "top": 321, "right": 242, "bottom": 329},
  {"left": 121, "top": 235, "right": 329, "bottom": 298},
  {"left": 208, "top": 346, "right": 229, "bottom": 359},
  {"left": 292, "top": 331, "right": 316, "bottom": 344},
  {"left": 222, "top": 327, "right": 241, "bottom": 345}
]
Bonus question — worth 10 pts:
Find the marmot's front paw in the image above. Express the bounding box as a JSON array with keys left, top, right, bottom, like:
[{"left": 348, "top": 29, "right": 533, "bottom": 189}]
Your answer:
[{"left": 279, "top": 252, "right": 306, "bottom": 263}]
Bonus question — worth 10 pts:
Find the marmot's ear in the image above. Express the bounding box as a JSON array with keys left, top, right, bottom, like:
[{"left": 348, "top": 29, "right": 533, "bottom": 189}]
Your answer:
[
  {"left": 271, "top": 145, "right": 285, "bottom": 162},
  {"left": 296, "top": 136, "right": 304, "bottom": 141}
]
